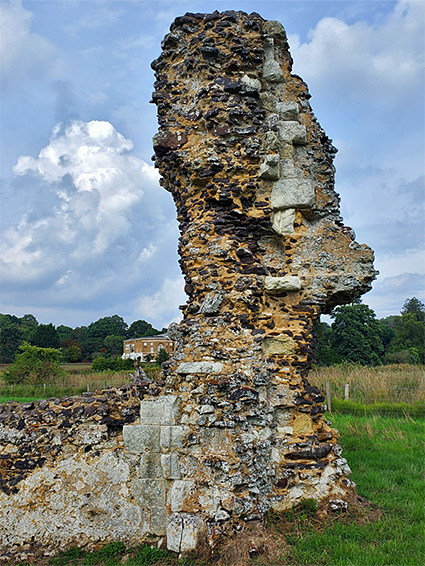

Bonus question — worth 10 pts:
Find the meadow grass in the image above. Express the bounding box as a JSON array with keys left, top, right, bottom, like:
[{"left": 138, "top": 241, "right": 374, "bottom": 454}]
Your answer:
[{"left": 309, "top": 363, "right": 425, "bottom": 405}]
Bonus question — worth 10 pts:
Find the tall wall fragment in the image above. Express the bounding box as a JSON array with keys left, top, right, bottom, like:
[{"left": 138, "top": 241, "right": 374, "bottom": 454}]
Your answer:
[{"left": 149, "top": 10, "right": 376, "bottom": 551}]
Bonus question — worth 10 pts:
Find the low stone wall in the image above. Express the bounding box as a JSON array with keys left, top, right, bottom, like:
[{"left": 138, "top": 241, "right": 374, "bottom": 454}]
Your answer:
[{"left": 0, "top": 386, "right": 152, "bottom": 562}]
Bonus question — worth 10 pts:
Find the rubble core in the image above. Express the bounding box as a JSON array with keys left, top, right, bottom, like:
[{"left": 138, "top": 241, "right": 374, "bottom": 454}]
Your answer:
[{"left": 0, "top": 11, "right": 376, "bottom": 561}]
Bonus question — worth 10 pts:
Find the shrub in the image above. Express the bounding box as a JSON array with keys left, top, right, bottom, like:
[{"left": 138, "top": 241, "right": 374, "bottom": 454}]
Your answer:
[
  {"left": 4, "top": 343, "right": 66, "bottom": 385},
  {"left": 91, "top": 356, "right": 134, "bottom": 372}
]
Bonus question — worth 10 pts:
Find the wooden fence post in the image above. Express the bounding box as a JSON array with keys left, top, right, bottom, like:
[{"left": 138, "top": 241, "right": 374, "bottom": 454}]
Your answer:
[
  {"left": 326, "top": 380, "right": 332, "bottom": 414},
  {"left": 344, "top": 383, "right": 350, "bottom": 400}
]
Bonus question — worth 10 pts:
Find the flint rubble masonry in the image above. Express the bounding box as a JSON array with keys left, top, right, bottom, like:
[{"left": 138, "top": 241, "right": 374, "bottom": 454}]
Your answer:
[{"left": 0, "top": 10, "right": 376, "bottom": 561}]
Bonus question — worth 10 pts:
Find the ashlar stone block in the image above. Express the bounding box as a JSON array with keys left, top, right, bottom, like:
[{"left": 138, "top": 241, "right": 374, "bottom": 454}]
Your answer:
[
  {"left": 131, "top": 478, "right": 167, "bottom": 535},
  {"left": 161, "top": 453, "right": 181, "bottom": 479},
  {"left": 259, "top": 154, "right": 280, "bottom": 180},
  {"left": 138, "top": 453, "right": 162, "bottom": 478},
  {"left": 123, "top": 424, "right": 160, "bottom": 454},
  {"left": 160, "top": 425, "right": 190, "bottom": 453},
  {"left": 167, "top": 513, "right": 207, "bottom": 553},
  {"left": 168, "top": 480, "right": 195, "bottom": 513},
  {"left": 277, "top": 121, "right": 307, "bottom": 144},
  {"left": 177, "top": 361, "right": 223, "bottom": 375},
  {"left": 272, "top": 208, "right": 296, "bottom": 235},
  {"left": 271, "top": 178, "right": 315, "bottom": 210},
  {"left": 264, "top": 276, "right": 301, "bottom": 293},
  {"left": 140, "top": 396, "right": 180, "bottom": 425},
  {"left": 276, "top": 102, "right": 299, "bottom": 121},
  {"left": 263, "top": 38, "right": 285, "bottom": 83},
  {"left": 263, "top": 336, "right": 297, "bottom": 356}
]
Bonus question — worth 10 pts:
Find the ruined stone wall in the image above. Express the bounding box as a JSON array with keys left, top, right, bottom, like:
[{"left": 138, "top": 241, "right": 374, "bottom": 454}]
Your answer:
[
  {"left": 0, "top": 11, "right": 376, "bottom": 561},
  {"left": 149, "top": 10, "right": 376, "bottom": 551}
]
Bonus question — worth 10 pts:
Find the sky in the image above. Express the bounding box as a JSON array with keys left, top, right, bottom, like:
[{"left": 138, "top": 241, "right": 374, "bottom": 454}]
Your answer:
[{"left": 0, "top": 0, "right": 424, "bottom": 330}]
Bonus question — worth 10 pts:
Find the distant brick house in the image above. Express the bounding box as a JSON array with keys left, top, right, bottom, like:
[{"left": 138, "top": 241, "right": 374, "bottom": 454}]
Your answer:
[{"left": 122, "top": 334, "right": 175, "bottom": 361}]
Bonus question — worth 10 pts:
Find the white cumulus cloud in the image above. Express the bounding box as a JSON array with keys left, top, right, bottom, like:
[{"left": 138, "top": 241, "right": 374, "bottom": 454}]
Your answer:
[{"left": 1, "top": 119, "right": 182, "bottom": 327}]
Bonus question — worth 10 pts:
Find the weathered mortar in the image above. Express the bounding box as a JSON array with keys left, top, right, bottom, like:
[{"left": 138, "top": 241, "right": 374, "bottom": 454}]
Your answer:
[{"left": 0, "top": 11, "right": 377, "bottom": 561}]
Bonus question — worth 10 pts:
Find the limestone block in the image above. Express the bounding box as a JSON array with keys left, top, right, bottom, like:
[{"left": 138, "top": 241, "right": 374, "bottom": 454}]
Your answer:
[
  {"left": 177, "top": 361, "right": 223, "bottom": 375},
  {"left": 271, "top": 178, "right": 315, "bottom": 210},
  {"left": 167, "top": 513, "right": 207, "bottom": 552},
  {"left": 168, "top": 480, "right": 195, "bottom": 512},
  {"left": 264, "top": 275, "right": 302, "bottom": 293},
  {"left": 138, "top": 453, "right": 162, "bottom": 478},
  {"left": 131, "top": 478, "right": 167, "bottom": 535},
  {"left": 276, "top": 102, "right": 299, "bottom": 121},
  {"left": 160, "top": 425, "right": 190, "bottom": 453},
  {"left": 181, "top": 514, "right": 207, "bottom": 552},
  {"left": 280, "top": 158, "right": 297, "bottom": 178},
  {"left": 140, "top": 396, "right": 180, "bottom": 425},
  {"left": 277, "top": 121, "right": 307, "bottom": 144},
  {"left": 272, "top": 208, "right": 296, "bottom": 235},
  {"left": 123, "top": 424, "right": 160, "bottom": 454},
  {"left": 240, "top": 74, "right": 262, "bottom": 93},
  {"left": 263, "top": 336, "right": 297, "bottom": 356},
  {"left": 259, "top": 154, "right": 280, "bottom": 180},
  {"left": 263, "top": 38, "right": 285, "bottom": 83},
  {"left": 264, "top": 131, "right": 280, "bottom": 152},
  {"left": 161, "top": 453, "right": 181, "bottom": 479}
]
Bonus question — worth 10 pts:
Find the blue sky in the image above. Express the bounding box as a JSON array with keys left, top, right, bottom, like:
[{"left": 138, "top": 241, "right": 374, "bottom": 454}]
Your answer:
[{"left": 0, "top": 0, "right": 424, "bottom": 329}]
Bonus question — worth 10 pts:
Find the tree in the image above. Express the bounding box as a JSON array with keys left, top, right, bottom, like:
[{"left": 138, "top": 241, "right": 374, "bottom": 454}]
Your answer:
[
  {"left": 5, "top": 343, "right": 65, "bottom": 384},
  {"left": 88, "top": 315, "right": 128, "bottom": 341},
  {"left": 127, "top": 319, "right": 160, "bottom": 338},
  {"left": 32, "top": 323, "right": 60, "bottom": 349},
  {"left": 104, "top": 335, "right": 125, "bottom": 357},
  {"left": 156, "top": 347, "right": 169, "bottom": 366},
  {"left": 391, "top": 313, "right": 425, "bottom": 363},
  {"left": 19, "top": 314, "right": 38, "bottom": 343},
  {"left": 315, "top": 321, "right": 343, "bottom": 366},
  {"left": 0, "top": 314, "right": 23, "bottom": 363},
  {"left": 61, "top": 342, "right": 83, "bottom": 363},
  {"left": 57, "top": 325, "right": 74, "bottom": 344},
  {"left": 401, "top": 297, "right": 425, "bottom": 323},
  {"left": 329, "top": 304, "right": 384, "bottom": 366}
]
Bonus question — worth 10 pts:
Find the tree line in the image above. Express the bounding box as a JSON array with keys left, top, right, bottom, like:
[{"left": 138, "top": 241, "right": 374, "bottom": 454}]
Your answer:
[
  {"left": 0, "top": 314, "right": 163, "bottom": 364},
  {"left": 316, "top": 297, "right": 425, "bottom": 366},
  {"left": 1, "top": 297, "right": 424, "bottom": 367}
]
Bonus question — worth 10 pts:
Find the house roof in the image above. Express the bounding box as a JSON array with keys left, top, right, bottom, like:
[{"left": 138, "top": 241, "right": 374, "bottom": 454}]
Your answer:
[{"left": 123, "top": 333, "right": 173, "bottom": 342}]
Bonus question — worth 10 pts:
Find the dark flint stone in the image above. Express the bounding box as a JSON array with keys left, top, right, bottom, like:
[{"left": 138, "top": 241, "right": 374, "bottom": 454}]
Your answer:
[
  {"left": 84, "top": 405, "right": 97, "bottom": 417},
  {"left": 21, "top": 403, "right": 34, "bottom": 411},
  {"left": 73, "top": 406, "right": 84, "bottom": 417},
  {"left": 16, "top": 419, "right": 25, "bottom": 431},
  {"left": 205, "top": 10, "right": 220, "bottom": 21},
  {"left": 287, "top": 443, "right": 332, "bottom": 461},
  {"left": 201, "top": 46, "right": 219, "bottom": 58}
]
